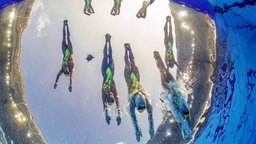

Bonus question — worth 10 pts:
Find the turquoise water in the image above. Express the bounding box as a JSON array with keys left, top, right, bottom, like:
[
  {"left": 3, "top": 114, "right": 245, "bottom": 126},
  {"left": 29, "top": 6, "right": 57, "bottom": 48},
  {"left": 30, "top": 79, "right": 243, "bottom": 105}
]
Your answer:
[
  {"left": 194, "top": 1, "right": 256, "bottom": 143},
  {"left": 196, "top": 16, "right": 256, "bottom": 144}
]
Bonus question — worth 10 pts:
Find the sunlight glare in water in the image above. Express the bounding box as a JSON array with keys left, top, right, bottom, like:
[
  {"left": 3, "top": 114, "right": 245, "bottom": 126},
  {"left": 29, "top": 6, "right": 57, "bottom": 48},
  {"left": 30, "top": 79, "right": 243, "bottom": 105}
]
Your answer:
[{"left": 178, "top": 10, "right": 187, "bottom": 17}]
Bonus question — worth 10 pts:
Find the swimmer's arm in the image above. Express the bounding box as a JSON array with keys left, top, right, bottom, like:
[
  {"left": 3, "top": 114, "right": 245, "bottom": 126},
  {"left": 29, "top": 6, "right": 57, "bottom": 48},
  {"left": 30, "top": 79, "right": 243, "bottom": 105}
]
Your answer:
[
  {"left": 70, "top": 54, "right": 74, "bottom": 62},
  {"left": 146, "top": 98, "right": 154, "bottom": 137},
  {"left": 109, "top": 81, "right": 120, "bottom": 109},
  {"left": 54, "top": 68, "right": 63, "bottom": 89},
  {"left": 113, "top": 86, "right": 121, "bottom": 125},
  {"left": 55, "top": 69, "right": 63, "bottom": 84},
  {"left": 69, "top": 67, "right": 75, "bottom": 86},
  {"left": 128, "top": 102, "right": 139, "bottom": 131},
  {"left": 69, "top": 55, "right": 74, "bottom": 86},
  {"left": 102, "top": 92, "right": 111, "bottom": 125},
  {"left": 114, "top": 92, "right": 120, "bottom": 109},
  {"left": 161, "top": 75, "right": 168, "bottom": 90},
  {"left": 102, "top": 91, "right": 108, "bottom": 110}
]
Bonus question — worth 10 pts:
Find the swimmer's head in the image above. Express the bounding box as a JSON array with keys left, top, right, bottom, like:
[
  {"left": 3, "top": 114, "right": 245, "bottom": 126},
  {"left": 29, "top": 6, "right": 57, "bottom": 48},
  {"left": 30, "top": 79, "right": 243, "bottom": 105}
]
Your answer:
[
  {"left": 107, "top": 93, "right": 115, "bottom": 106},
  {"left": 134, "top": 94, "right": 146, "bottom": 113},
  {"left": 63, "top": 67, "right": 70, "bottom": 76},
  {"left": 183, "top": 111, "right": 189, "bottom": 120}
]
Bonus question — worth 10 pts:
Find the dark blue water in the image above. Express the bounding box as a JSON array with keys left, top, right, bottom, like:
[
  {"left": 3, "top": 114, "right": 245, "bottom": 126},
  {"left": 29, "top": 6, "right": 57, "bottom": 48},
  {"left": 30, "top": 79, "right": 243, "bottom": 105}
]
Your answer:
[
  {"left": 171, "top": 0, "right": 215, "bottom": 20},
  {"left": 181, "top": 0, "right": 256, "bottom": 144},
  {"left": 0, "top": 0, "right": 23, "bottom": 10}
]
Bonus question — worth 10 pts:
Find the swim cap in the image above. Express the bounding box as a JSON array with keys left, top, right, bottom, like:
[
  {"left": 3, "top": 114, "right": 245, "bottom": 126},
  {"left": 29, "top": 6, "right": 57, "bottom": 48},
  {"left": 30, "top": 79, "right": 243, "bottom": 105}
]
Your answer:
[
  {"left": 64, "top": 68, "right": 70, "bottom": 76},
  {"left": 107, "top": 94, "right": 114, "bottom": 106},
  {"left": 135, "top": 95, "right": 146, "bottom": 113}
]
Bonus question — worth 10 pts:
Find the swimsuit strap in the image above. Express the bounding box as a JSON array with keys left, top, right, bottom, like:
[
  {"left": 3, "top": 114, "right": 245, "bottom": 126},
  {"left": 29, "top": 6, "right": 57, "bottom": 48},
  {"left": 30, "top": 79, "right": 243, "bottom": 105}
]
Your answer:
[
  {"left": 85, "top": 0, "right": 91, "bottom": 8},
  {"left": 115, "top": 0, "right": 121, "bottom": 8},
  {"left": 103, "top": 67, "right": 113, "bottom": 94},
  {"left": 173, "top": 94, "right": 180, "bottom": 105},
  {"left": 130, "top": 72, "right": 139, "bottom": 94},
  {"left": 166, "top": 41, "right": 173, "bottom": 60},
  {"left": 63, "top": 48, "right": 71, "bottom": 65}
]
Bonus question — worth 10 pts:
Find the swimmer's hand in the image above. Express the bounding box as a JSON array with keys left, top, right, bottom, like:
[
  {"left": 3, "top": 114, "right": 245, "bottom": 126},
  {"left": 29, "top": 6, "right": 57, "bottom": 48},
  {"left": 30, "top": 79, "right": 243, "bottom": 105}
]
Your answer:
[
  {"left": 105, "top": 108, "right": 111, "bottom": 125},
  {"left": 68, "top": 85, "right": 72, "bottom": 92},
  {"left": 54, "top": 83, "right": 57, "bottom": 89},
  {"left": 116, "top": 108, "right": 122, "bottom": 125},
  {"left": 135, "top": 128, "right": 142, "bottom": 142},
  {"left": 149, "top": 127, "right": 154, "bottom": 139}
]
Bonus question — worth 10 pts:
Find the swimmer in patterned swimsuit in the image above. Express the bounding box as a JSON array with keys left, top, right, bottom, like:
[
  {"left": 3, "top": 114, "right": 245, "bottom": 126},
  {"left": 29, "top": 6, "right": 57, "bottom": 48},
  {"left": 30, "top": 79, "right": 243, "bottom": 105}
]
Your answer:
[
  {"left": 136, "top": 0, "right": 155, "bottom": 18},
  {"left": 111, "top": 0, "right": 123, "bottom": 16},
  {"left": 84, "top": 0, "right": 94, "bottom": 16},
  {"left": 101, "top": 33, "right": 122, "bottom": 125},
  {"left": 54, "top": 20, "right": 75, "bottom": 92},
  {"left": 153, "top": 51, "right": 191, "bottom": 142},
  {"left": 124, "top": 43, "right": 154, "bottom": 142},
  {"left": 164, "top": 15, "right": 179, "bottom": 68}
]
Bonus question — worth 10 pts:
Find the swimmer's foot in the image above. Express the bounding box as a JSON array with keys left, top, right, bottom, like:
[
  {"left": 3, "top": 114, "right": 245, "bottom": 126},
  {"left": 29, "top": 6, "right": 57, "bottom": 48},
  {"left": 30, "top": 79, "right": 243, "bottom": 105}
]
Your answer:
[
  {"left": 124, "top": 43, "right": 131, "bottom": 51},
  {"left": 64, "top": 19, "right": 68, "bottom": 25},
  {"left": 105, "top": 33, "right": 111, "bottom": 41},
  {"left": 166, "top": 16, "right": 171, "bottom": 22}
]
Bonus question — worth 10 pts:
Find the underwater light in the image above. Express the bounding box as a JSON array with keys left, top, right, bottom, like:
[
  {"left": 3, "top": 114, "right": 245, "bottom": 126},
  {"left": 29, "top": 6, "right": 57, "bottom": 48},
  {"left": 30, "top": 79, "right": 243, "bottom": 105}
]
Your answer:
[
  {"left": 179, "top": 11, "right": 187, "bottom": 17},
  {"left": 9, "top": 11, "right": 15, "bottom": 19}
]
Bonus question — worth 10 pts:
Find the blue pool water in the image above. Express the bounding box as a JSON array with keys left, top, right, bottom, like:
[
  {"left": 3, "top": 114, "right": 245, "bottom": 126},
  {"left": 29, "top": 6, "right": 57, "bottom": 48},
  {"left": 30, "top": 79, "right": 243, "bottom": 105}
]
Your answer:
[
  {"left": 171, "top": 0, "right": 215, "bottom": 20},
  {"left": 170, "top": 0, "right": 256, "bottom": 143},
  {"left": 1, "top": 0, "right": 256, "bottom": 143},
  {"left": 193, "top": 0, "right": 256, "bottom": 143},
  {"left": 0, "top": 0, "right": 23, "bottom": 10}
]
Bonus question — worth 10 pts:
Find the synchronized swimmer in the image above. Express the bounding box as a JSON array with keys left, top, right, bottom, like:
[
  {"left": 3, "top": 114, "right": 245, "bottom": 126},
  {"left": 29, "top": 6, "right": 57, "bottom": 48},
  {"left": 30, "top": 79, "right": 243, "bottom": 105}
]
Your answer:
[
  {"left": 124, "top": 43, "right": 154, "bottom": 142},
  {"left": 53, "top": 13, "right": 191, "bottom": 142},
  {"left": 101, "top": 33, "right": 122, "bottom": 125},
  {"left": 164, "top": 16, "right": 179, "bottom": 68},
  {"left": 154, "top": 51, "right": 191, "bottom": 142},
  {"left": 54, "top": 20, "right": 75, "bottom": 92},
  {"left": 83, "top": 0, "right": 155, "bottom": 18},
  {"left": 136, "top": 0, "right": 155, "bottom": 18}
]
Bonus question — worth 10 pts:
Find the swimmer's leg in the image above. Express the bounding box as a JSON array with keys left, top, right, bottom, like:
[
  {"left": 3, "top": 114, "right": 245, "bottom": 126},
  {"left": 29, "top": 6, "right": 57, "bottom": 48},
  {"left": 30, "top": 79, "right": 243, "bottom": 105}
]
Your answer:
[
  {"left": 124, "top": 44, "right": 132, "bottom": 91},
  {"left": 101, "top": 36, "right": 109, "bottom": 76}
]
